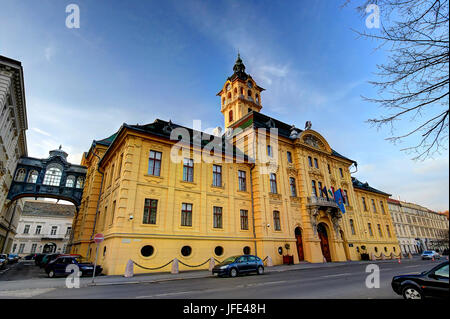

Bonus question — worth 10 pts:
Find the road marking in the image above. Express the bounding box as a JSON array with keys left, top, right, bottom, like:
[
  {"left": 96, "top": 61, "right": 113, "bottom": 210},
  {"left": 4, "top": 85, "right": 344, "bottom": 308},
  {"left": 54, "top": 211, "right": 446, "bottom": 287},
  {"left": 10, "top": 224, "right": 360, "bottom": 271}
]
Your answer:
[
  {"left": 136, "top": 291, "right": 191, "bottom": 298},
  {"left": 320, "top": 273, "right": 351, "bottom": 278},
  {"left": 0, "top": 288, "right": 56, "bottom": 298},
  {"left": 245, "top": 280, "right": 286, "bottom": 287},
  {"left": 405, "top": 265, "right": 422, "bottom": 268},
  {"left": 382, "top": 268, "right": 392, "bottom": 271}
]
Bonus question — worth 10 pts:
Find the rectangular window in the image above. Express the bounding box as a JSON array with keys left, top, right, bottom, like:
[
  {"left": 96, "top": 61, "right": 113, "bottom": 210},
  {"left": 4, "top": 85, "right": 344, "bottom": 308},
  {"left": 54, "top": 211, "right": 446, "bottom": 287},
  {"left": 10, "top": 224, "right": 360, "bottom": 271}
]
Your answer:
[
  {"left": 50, "top": 226, "right": 57, "bottom": 235},
  {"left": 314, "top": 158, "right": 319, "bottom": 169},
  {"left": 31, "top": 243, "right": 37, "bottom": 253},
  {"left": 371, "top": 199, "right": 377, "bottom": 213},
  {"left": 327, "top": 164, "right": 331, "bottom": 174},
  {"left": 213, "top": 206, "right": 223, "bottom": 228},
  {"left": 289, "top": 177, "right": 297, "bottom": 197},
  {"left": 143, "top": 199, "right": 158, "bottom": 224},
  {"left": 386, "top": 225, "right": 391, "bottom": 237},
  {"left": 23, "top": 225, "right": 30, "bottom": 234},
  {"left": 35, "top": 225, "right": 42, "bottom": 235},
  {"left": 339, "top": 168, "right": 344, "bottom": 178},
  {"left": 380, "top": 201, "right": 385, "bottom": 214},
  {"left": 110, "top": 201, "right": 116, "bottom": 225},
  {"left": 377, "top": 224, "right": 383, "bottom": 237},
  {"left": 287, "top": 151, "right": 292, "bottom": 163},
  {"left": 311, "top": 180, "right": 317, "bottom": 197},
  {"left": 343, "top": 190, "right": 349, "bottom": 205},
  {"left": 270, "top": 173, "right": 277, "bottom": 194},
  {"left": 238, "top": 170, "right": 247, "bottom": 191},
  {"left": 368, "top": 223, "right": 373, "bottom": 236},
  {"left": 267, "top": 145, "right": 273, "bottom": 157},
  {"left": 362, "top": 197, "right": 367, "bottom": 211},
  {"left": 213, "top": 165, "right": 222, "bottom": 187},
  {"left": 117, "top": 153, "right": 123, "bottom": 178},
  {"left": 181, "top": 203, "right": 192, "bottom": 226},
  {"left": 350, "top": 219, "right": 356, "bottom": 235},
  {"left": 183, "top": 158, "right": 194, "bottom": 182},
  {"left": 148, "top": 150, "right": 162, "bottom": 176},
  {"left": 240, "top": 210, "right": 249, "bottom": 230},
  {"left": 18, "top": 244, "right": 25, "bottom": 254},
  {"left": 12, "top": 244, "right": 17, "bottom": 253},
  {"left": 65, "top": 227, "right": 72, "bottom": 236},
  {"left": 308, "top": 156, "right": 313, "bottom": 167},
  {"left": 318, "top": 181, "right": 323, "bottom": 197},
  {"left": 109, "top": 164, "right": 115, "bottom": 185},
  {"left": 273, "top": 211, "right": 281, "bottom": 231}
]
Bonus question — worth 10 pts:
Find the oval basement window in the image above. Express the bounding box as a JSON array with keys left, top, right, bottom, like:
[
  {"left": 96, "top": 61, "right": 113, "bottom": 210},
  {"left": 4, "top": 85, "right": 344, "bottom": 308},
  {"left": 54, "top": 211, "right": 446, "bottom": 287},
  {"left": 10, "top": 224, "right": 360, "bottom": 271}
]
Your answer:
[
  {"left": 141, "top": 245, "right": 154, "bottom": 257},
  {"left": 214, "top": 246, "right": 224, "bottom": 256},
  {"left": 181, "top": 246, "right": 192, "bottom": 257},
  {"left": 278, "top": 247, "right": 283, "bottom": 255}
]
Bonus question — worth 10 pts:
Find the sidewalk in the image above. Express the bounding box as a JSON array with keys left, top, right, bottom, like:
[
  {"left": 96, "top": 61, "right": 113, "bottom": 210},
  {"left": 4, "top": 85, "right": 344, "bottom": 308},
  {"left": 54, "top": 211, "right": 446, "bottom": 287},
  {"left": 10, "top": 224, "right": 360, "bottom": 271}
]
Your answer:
[{"left": 0, "top": 256, "right": 424, "bottom": 293}]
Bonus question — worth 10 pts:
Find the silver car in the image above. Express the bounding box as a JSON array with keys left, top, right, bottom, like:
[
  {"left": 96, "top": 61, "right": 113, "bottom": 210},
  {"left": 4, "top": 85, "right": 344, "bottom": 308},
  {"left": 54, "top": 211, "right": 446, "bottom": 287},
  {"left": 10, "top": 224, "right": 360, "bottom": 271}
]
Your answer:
[{"left": 421, "top": 250, "right": 440, "bottom": 260}]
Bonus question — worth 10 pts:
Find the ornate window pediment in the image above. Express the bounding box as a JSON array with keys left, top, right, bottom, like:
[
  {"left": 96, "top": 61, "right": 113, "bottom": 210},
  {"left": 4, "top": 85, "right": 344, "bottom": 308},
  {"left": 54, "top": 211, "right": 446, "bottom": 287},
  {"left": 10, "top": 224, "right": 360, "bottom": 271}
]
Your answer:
[{"left": 303, "top": 134, "right": 325, "bottom": 150}]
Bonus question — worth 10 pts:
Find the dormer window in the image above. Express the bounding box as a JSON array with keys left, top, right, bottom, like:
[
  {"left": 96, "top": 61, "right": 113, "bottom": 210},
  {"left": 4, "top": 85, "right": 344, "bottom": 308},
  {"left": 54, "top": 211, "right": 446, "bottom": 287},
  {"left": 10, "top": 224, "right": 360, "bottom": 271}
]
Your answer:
[{"left": 247, "top": 81, "right": 253, "bottom": 88}]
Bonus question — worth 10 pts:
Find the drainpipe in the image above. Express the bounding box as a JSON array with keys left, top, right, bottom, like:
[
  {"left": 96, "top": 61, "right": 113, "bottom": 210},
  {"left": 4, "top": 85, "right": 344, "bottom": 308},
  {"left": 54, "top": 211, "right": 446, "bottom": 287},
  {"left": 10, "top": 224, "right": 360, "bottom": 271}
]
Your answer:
[
  {"left": 86, "top": 146, "right": 104, "bottom": 260},
  {"left": 249, "top": 163, "right": 257, "bottom": 256},
  {"left": 1, "top": 201, "right": 18, "bottom": 254}
]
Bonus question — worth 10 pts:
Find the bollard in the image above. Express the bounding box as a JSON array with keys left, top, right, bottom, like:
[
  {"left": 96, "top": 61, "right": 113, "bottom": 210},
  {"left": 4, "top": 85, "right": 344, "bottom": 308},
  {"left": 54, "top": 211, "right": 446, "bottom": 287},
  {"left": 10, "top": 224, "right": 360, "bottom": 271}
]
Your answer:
[
  {"left": 171, "top": 258, "right": 179, "bottom": 274},
  {"left": 208, "top": 257, "right": 215, "bottom": 271},
  {"left": 266, "top": 256, "right": 273, "bottom": 267},
  {"left": 124, "top": 259, "right": 134, "bottom": 278}
]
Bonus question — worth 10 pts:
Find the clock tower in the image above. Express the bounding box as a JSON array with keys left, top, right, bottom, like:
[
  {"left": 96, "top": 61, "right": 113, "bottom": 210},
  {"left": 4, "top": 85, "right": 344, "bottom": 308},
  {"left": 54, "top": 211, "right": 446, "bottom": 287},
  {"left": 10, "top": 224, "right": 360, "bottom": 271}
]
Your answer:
[{"left": 217, "top": 54, "right": 265, "bottom": 129}]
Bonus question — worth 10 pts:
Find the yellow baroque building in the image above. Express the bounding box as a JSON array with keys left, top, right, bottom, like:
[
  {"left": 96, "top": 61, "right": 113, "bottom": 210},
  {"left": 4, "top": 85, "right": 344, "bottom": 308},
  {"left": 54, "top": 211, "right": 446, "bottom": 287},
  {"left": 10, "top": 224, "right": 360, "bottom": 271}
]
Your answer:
[{"left": 70, "top": 55, "right": 400, "bottom": 275}]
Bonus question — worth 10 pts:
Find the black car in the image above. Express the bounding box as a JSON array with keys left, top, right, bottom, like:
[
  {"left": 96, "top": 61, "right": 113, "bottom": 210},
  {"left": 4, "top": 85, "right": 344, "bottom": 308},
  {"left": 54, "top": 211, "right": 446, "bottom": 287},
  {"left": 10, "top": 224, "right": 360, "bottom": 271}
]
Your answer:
[
  {"left": 45, "top": 256, "right": 102, "bottom": 278},
  {"left": 391, "top": 261, "right": 449, "bottom": 299},
  {"left": 212, "top": 255, "right": 264, "bottom": 277}
]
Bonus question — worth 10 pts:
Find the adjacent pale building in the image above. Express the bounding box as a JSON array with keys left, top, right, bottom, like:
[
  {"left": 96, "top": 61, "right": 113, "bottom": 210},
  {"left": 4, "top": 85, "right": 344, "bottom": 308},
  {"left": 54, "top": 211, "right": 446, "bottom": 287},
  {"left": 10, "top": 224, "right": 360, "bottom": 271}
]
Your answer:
[
  {"left": 70, "top": 56, "right": 400, "bottom": 275},
  {"left": 388, "top": 198, "right": 449, "bottom": 254},
  {"left": 0, "top": 55, "right": 28, "bottom": 253},
  {"left": 12, "top": 200, "right": 75, "bottom": 256}
]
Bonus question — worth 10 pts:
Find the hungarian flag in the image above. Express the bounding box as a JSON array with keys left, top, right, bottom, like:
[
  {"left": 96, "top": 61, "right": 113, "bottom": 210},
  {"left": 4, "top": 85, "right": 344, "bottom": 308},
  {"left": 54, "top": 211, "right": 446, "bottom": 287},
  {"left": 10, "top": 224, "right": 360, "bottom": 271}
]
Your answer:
[
  {"left": 340, "top": 188, "right": 346, "bottom": 204},
  {"left": 328, "top": 188, "right": 334, "bottom": 199},
  {"left": 334, "top": 189, "right": 346, "bottom": 214}
]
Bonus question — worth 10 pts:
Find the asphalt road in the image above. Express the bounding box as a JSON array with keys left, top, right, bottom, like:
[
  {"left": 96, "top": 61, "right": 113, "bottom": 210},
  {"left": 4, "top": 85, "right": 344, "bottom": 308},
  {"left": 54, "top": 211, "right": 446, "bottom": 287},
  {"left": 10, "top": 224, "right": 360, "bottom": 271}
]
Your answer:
[
  {"left": 0, "top": 260, "right": 46, "bottom": 281},
  {"left": 26, "top": 258, "right": 444, "bottom": 299}
]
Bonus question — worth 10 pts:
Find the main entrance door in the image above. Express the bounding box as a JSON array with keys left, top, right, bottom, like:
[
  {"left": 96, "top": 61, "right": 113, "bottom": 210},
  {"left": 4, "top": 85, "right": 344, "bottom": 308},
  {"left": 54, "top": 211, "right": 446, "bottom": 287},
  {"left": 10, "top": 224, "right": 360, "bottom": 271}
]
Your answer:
[
  {"left": 317, "top": 223, "right": 332, "bottom": 262},
  {"left": 294, "top": 227, "right": 304, "bottom": 261}
]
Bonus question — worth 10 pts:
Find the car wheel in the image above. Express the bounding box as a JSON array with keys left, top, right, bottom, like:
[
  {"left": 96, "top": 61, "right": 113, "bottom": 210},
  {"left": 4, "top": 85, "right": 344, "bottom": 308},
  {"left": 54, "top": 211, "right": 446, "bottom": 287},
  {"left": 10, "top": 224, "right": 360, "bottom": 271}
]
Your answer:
[
  {"left": 48, "top": 270, "right": 55, "bottom": 278},
  {"left": 229, "top": 268, "right": 238, "bottom": 278},
  {"left": 257, "top": 266, "right": 264, "bottom": 275},
  {"left": 402, "top": 286, "right": 423, "bottom": 300}
]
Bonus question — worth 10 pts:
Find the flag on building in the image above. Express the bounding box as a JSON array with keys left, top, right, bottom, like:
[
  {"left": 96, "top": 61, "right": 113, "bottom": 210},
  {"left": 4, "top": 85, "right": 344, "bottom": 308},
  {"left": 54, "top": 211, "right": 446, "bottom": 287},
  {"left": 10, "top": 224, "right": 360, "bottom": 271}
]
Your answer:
[{"left": 334, "top": 189, "right": 346, "bottom": 214}]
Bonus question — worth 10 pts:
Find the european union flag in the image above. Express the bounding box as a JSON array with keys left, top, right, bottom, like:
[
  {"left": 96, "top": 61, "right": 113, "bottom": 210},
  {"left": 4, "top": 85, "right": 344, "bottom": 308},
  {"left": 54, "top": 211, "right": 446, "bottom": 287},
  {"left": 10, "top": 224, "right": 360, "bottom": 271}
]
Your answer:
[{"left": 334, "top": 189, "right": 346, "bottom": 214}]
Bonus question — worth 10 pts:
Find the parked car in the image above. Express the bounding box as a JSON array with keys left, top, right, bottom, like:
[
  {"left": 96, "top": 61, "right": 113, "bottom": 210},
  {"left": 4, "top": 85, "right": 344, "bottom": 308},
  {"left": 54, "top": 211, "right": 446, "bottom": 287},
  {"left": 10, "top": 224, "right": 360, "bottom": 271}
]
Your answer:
[
  {"left": 0, "top": 254, "right": 8, "bottom": 269},
  {"left": 23, "top": 253, "right": 37, "bottom": 260},
  {"left": 391, "top": 261, "right": 449, "bottom": 299},
  {"left": 212, "top": 255, "right": 264, "bottom": 277},
  {"left": 7, "top": 254, "right": 19, "bottom": 263},
  {"left": 45, "top": 255, "right": 102, "bottom": 278},
  {"left": 34, "top": 253, "right": 47, "bottom": 266},
  {"left": 421, "top": 250, "right": 440, "bottom": 260}
]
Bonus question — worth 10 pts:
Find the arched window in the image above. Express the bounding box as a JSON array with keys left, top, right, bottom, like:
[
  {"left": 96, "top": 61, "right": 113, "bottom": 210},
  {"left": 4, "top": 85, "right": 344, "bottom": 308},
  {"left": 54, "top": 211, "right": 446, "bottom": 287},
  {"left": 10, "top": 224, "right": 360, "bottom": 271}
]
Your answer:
[
  {"left": 234, "top": 88, "right": 237, "bottom": 94},
  {"left": 229, "top": 110, "right": 233, "bottom": 122},
  {"left": 27, "top": 170, "right": 39, "bottom": 183},
  {"left": 43, "top": 164, "right": 63, "bottom": 186},
  {"left": 247, "top": 90, "right": 252, "bottom": 97},
  {"left": 227, "top": 92, "right": 231, "bottom": 99},
  {"left": 76, "top": 177, "right": 85, "bottom": 189},
  {"left": 222, "top": 98, "right": 225, "bottom": 105},
  {"left": 66, "top": 175, "right": 75, "bottom": 187},
  {"left": 14, "top": 168, "right": 26, "bottom": 182}
]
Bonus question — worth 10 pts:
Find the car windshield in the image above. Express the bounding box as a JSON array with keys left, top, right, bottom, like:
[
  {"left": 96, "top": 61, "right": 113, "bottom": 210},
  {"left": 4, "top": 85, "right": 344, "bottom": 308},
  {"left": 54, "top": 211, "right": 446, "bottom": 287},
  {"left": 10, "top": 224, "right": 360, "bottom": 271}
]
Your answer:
[
  {"left": 423, "top": 251, "right": 432, "bottom": 254},
  {"left": 220, "top": 256, "right": 239, "bottom": 265}
]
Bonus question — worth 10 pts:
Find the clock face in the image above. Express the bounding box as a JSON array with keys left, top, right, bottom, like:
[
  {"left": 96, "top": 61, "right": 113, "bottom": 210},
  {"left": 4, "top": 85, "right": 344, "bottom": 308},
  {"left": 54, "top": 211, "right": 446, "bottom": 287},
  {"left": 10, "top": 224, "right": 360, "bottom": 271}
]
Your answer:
[
  {"left": 226, "top": 84, "right": 231, "bottom": 91},
  {"left": 247, "top": 81, "right": 253, "bottom": 88}
]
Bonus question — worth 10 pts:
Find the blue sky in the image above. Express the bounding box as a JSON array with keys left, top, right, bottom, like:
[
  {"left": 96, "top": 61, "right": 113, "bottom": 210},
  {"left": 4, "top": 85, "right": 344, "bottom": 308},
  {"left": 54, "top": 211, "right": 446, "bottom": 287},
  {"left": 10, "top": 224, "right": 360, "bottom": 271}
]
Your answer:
[{"left": 0, "top": 0, "right": 448, "bottom": 211}]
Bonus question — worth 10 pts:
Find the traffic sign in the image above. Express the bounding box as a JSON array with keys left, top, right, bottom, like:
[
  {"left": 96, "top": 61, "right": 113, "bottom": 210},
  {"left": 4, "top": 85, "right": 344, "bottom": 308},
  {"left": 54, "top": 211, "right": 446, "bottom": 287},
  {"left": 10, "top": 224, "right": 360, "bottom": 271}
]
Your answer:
[{"left": 94, "top": 233, "right": 104, "bottom": 244}]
